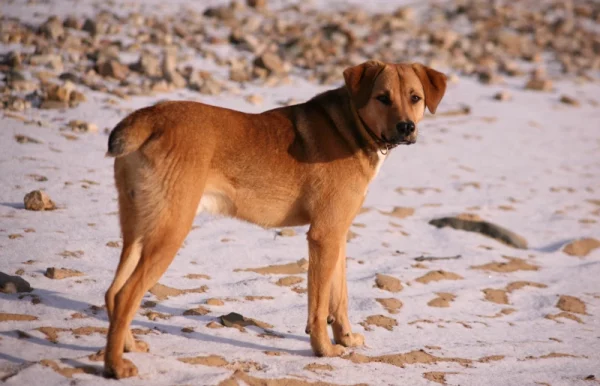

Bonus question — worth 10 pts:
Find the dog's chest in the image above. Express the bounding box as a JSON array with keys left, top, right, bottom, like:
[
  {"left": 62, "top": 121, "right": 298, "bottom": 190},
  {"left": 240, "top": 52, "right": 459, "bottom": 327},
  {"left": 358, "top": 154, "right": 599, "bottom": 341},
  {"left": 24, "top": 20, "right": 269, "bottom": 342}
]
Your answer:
[
  {"left": 196, "top": 191, "right": 234, "bottom": 216},
  {"left": 363, "top": 152, "right": 387, "bottom": 197},
  {"left": 372, "top": 152, "right": 387, "bottom": 181}
]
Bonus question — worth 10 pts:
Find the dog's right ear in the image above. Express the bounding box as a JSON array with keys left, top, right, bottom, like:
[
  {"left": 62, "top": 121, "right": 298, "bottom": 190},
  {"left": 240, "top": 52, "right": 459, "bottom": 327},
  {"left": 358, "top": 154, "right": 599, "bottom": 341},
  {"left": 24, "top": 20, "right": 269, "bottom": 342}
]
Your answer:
[{"left": 343, "top": 60, "right": 385, "bottom": 109}]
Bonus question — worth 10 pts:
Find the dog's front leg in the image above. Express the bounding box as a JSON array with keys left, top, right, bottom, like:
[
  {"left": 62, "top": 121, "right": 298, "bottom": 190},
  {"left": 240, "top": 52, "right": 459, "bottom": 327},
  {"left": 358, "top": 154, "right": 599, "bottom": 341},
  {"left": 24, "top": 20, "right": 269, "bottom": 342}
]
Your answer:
[
  {"left": 306, "top": 225, "right": 346, "bottom": 357},
  {"left": 329, "top": 241, "right": 365, "bottom": 348}
]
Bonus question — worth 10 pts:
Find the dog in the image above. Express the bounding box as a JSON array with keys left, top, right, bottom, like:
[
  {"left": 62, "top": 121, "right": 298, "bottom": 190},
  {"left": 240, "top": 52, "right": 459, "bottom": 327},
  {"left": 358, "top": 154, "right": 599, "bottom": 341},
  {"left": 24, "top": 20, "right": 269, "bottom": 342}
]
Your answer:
[{"left": 103, "top": 60, "right": 447, "bottom": 378}]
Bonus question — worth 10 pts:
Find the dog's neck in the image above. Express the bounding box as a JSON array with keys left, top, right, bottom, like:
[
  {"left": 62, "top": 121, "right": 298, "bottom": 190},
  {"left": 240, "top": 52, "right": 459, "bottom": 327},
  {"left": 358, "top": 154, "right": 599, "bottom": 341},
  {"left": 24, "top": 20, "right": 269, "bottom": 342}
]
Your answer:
[
  {"left": 307, "top": 87, "right": 387, "bottom": 168},
  {"left": 312, "top": 87, "right": 383, "bottom": 152}
]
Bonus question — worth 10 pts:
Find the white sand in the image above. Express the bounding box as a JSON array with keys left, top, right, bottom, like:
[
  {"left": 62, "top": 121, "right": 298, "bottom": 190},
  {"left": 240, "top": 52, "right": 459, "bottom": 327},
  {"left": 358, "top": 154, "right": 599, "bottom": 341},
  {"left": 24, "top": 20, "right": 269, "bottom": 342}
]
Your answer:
[{"left": 1, "top": 1, "right": 599, "bottom": 385}]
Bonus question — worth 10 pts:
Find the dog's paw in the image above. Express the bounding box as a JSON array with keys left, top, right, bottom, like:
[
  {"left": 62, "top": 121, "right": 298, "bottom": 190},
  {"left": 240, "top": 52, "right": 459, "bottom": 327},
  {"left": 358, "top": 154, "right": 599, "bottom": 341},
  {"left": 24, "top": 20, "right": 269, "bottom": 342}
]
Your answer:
[
  {"left": 317, "top": 343, "right": 346, "bottom": 357},
  {"left": 104, "top": 358, "right": 138, "bottom": 379},
  {"left": 312, "top": 341, "right": 345, "bottom": 357},
  {"left": 336, "top": 332, "right": 365, "bottom": 348}
]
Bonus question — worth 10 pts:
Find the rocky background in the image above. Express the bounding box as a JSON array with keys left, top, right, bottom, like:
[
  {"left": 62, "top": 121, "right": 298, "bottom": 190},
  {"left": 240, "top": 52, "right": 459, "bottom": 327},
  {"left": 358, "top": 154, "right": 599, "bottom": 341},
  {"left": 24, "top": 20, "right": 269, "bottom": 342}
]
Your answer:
[{"left": 1, "top": 0, "right": 599, "bottom": 385}]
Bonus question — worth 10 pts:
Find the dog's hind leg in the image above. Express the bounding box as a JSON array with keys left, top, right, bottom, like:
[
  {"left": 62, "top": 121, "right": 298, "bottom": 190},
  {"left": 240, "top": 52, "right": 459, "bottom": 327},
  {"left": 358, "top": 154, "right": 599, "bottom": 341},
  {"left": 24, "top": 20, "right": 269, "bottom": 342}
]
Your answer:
[
  {"left": 105, "top": 237, "right": 147, "bottom": 353},
  {"left": 104, "top": 161, "right": 148, "bottom": 353},
  {"left": 104, "top": 198, "right": 199, "bottom": 379},
  {"left": 104, "top": 153, "right": 206, "bottom": 378}
]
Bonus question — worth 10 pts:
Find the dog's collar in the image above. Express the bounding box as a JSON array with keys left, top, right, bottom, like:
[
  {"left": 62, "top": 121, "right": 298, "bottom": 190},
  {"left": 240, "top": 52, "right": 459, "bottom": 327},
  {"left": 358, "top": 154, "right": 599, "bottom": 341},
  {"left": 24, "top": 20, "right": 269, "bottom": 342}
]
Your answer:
[{"left": 356, "top": 112, "right": 397, "bottom": 156}]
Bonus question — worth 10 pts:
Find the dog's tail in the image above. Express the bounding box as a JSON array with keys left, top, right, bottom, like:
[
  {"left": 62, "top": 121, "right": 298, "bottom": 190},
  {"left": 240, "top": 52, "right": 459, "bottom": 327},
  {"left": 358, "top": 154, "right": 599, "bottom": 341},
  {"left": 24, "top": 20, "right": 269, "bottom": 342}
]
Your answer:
[{"left": 106, "top": 110, "right": 154, "bottom": 158}]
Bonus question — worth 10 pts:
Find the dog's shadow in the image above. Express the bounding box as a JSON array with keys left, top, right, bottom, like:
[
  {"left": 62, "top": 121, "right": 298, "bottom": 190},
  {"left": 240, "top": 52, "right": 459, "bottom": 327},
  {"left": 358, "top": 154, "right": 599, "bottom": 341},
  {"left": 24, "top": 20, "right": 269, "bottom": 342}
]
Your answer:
[{"left": 0, "top": 288, "right": 313, "bottom": 370}]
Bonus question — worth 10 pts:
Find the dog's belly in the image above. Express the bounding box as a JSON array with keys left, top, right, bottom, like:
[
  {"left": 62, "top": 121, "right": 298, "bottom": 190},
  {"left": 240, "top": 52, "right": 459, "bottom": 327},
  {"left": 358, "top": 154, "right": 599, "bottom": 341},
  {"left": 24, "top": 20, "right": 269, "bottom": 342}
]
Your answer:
[{"left": 195, "top": 189, "right": 309, "bottom": 228}]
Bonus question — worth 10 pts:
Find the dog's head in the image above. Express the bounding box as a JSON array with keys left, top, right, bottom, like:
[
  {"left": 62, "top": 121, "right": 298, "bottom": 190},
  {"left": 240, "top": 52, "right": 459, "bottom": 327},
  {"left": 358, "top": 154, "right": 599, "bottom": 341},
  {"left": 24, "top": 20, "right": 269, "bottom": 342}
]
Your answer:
[{"left": 343, "top": 60, "right": 447, "bottom": 148}]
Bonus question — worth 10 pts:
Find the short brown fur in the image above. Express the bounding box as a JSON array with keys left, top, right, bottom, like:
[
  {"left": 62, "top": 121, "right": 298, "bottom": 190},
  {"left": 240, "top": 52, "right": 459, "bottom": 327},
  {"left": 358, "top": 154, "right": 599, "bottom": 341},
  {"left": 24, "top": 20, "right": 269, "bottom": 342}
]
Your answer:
[{"left": 103, "top": 61, "right": 447, "bottom": 378}]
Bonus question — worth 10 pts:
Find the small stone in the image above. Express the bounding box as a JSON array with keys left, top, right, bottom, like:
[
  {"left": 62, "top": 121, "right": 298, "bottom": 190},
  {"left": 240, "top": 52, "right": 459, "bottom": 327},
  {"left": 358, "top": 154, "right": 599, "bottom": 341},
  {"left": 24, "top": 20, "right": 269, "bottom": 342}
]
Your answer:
[
  {"left": 0, "top": 272, "right": 33, "bottom": 293},
  {"left": 229, "top": 65, "right": 252, "bottom": 82},
  {"left": 247, "top": 0, "right": 267, "bottom": 9},
  {"left": 141, "top": 300, "right": 157, "bottom": 308},
  {"left": 4, "top": 96, "right": 29, "bottom": 112},
  {"left": 145, "top": 310, "right": 171, "bottom": 321},
  {"left": 131, "top": 51, "right": 161, "bottom": 77},
  {"left": 478, "top": 70, "right": 502, "bottom": 85},
  {"left": 45, "top": 267, "right": 84, "bottom": 279},
  {"left": 206, "top": 321, "right": 223, "bottom": 329},
  {"left": 162, "top": 49, "right": 186, "bottom": 88},
  {"left": 206, "top": 298, "right": 225, "bottom": 306},
  {"left": 559, "top": 95, "right": 580, "bottom": 106},
  {"left": 40, "top": 16, "right": 65, "bottom": 40},
  {"left": 277, "top": 228, "right": 296, "bottom": 237},
  {"left": 151, "top": 80, "right": 170, "bottom": 93},
  {"left": 430, "top": 29, "right": 459, "bottom": 50},
  {"left": 30, "top": 54, "right": 63, "bottom": 71},
  {"left": 183, "top": 306, "right": 211, "bottom": 316},
  {"left": 276, "top": 276, "right": 303, "bottom": 287},
  {"left": 7, "top": 51, "right": 22, "bottom": 68},
  {"left": 24, "top": 190, "right": 56, "bottom": 211},
  {"left": 82, "top": 19, "right": 99, "bottom": 35},
  {"left": 203, "top": 6, "right": 235, "bottom": 21},
  {"left": 254, "top": 52, "right": 287, "bottom": 74},
  {"left": 67, "top": 120, "right": 98, "bottom": 133},
  {"left": 15, "top": 134, "right": 42, "bottom": 144},
  {"left": 525, "top": 78, "right": 552, "bottom": 92},
  {"left": 97, "top": 60, "right": 129, "bottom": 81},
  {"left": 63, "top": 16, "right": 81, "bottom": 29},
  {"left": 494, "top": 91, "right": 512, "bottom": 101},
  {"left": 46, "top": 81, "right": 75, "bottom": 103},
  {"left": 69, "top": 90, "right": 87, "bottom": 106}
]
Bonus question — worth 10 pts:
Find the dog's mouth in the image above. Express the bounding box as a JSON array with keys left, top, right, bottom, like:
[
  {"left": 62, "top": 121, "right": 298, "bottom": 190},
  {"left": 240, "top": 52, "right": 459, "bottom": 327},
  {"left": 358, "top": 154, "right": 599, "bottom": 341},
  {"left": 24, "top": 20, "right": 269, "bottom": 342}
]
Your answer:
[{"left": 381, "top": 134, "right": 417, "bottom": 148}]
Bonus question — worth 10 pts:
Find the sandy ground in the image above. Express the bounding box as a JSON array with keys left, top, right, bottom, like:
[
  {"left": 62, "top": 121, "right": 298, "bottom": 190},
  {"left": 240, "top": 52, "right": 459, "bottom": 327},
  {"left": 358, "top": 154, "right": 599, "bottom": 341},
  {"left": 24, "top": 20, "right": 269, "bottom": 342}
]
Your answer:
[{"left": 1, "top": 1, "right": 600, "bottom": 385}]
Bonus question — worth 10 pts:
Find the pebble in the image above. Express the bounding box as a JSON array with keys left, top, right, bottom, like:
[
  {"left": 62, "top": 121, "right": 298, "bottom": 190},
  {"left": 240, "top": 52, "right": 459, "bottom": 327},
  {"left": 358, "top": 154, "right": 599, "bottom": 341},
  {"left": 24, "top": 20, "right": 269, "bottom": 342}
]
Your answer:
[{"left": 24, "top": 190, "right": 56, "bottom": 211}]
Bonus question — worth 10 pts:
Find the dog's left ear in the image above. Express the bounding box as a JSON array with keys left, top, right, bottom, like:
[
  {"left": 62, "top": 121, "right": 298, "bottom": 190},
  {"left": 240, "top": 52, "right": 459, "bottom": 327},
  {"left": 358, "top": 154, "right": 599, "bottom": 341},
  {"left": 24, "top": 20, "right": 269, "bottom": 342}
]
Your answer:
[
  {"left": 343, "top": 60, "right": 385, "bottom": 109},
  {"left": 411, "top": 64, "right": 447, "bottom": 114}
]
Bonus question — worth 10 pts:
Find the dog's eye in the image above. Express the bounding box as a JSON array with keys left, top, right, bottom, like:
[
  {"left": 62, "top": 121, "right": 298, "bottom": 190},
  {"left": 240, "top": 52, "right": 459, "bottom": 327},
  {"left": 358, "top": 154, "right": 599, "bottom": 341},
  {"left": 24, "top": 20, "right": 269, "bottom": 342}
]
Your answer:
[
  {"left": 411, "top": 95, "right": 421, "bottom": 104},
  {"left": 376, "top": 95, "right": 391, "bottom": 106}
]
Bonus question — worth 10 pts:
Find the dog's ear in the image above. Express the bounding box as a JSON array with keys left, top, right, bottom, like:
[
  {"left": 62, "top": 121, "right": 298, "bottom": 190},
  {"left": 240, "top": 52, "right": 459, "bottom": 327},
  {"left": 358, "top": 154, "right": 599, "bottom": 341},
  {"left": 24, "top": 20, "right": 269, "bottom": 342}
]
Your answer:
[
  {"left": 343, "top": 60, "right": 385, "bottom": 109},
  {"left": 411, "top": 63, "right": 447, "bottom": 114}
]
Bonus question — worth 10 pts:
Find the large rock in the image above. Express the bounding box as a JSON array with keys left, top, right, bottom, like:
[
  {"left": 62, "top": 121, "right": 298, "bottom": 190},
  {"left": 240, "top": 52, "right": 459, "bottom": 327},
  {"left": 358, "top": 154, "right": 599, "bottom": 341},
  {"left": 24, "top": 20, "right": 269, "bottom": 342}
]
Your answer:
[
  {"left": 429, "top": 216, "right": 528, "bottom": 249},
  {"left": 0, "top": 272, "right": 33, "bottom": 293}
]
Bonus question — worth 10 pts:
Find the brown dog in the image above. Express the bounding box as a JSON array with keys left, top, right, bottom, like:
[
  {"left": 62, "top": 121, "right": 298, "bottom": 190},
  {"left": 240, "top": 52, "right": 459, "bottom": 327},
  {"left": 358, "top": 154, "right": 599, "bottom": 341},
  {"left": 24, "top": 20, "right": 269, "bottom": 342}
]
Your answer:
[{"left": 103, "top": 60, "right": 446, "bottom": 378}]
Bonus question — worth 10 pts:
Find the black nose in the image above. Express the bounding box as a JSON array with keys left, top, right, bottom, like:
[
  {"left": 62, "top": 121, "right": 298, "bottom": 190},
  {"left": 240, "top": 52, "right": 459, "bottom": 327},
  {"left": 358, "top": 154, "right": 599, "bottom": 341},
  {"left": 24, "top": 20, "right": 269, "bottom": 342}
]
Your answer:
[{"left": 396, "top": 120, "right": 415, "bottom": 136}]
